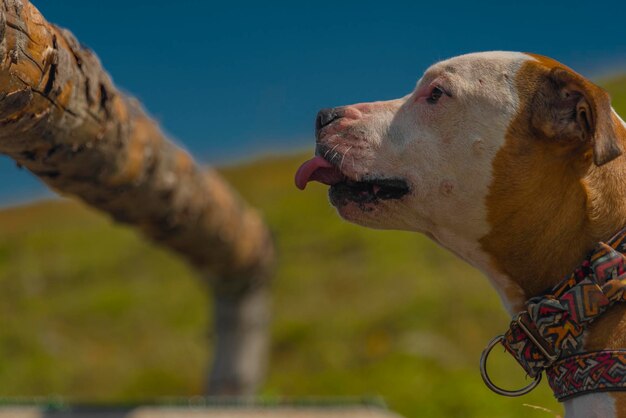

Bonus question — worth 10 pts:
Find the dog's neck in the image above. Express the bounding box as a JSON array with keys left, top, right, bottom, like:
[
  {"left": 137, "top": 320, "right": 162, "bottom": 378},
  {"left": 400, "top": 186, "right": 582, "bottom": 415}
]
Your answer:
[
  {"left": 428, "top": 163, "right": 626, "bottom": 415},
  {"left": 483, "top": 162, "right": 626, "bottom": 300},
  {"left": 479, "top": 110, "right": 626, "bottom": 304},
  {"left": 474, "top": 110, "right": 626, "bottom": 417}
]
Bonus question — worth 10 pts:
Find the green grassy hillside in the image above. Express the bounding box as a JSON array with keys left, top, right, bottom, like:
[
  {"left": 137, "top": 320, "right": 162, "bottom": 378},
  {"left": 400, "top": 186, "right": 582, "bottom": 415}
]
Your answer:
[
  {"left": 0, "top": 160, "right": 559, "bottom": 418},
  {"left": 5, "top": 75, "right": 626, "bottom": 417}
]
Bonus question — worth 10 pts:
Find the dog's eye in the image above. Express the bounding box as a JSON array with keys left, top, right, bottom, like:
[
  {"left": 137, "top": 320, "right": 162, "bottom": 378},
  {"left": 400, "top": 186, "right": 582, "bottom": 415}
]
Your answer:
[{"left": 427, "top": 86, "right": 444, "bottom": 104}]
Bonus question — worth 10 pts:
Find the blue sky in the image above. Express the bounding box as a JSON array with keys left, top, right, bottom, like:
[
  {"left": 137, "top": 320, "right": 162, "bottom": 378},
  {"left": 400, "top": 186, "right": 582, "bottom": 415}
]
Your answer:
[{"left": 2, "top": 0, "right": 626, "bottom": 204}]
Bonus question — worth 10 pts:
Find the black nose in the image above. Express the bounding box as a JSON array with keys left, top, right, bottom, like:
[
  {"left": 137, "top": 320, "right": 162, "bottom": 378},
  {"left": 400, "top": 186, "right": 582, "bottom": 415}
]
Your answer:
[{"left": 316, "top": 107, "right": 344, "bottom": 132}]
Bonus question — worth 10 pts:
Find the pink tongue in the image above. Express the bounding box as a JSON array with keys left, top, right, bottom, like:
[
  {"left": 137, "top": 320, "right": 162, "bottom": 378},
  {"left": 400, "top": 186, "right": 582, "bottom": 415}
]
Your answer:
[{"left": 295, "top": 156, "right": 343, "bottom": 190}]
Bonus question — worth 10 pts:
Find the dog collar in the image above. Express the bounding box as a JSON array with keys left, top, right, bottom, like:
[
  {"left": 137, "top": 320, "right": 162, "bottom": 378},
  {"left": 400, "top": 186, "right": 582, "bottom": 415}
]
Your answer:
[{"left": 480, "top": 227, "right": 626, "bottom": 401}]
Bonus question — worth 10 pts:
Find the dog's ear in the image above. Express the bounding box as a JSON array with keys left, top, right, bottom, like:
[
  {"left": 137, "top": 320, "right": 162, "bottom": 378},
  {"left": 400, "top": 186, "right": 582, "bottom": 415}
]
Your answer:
[{"left": 530, "top": 67, "right": 624, "bottom": 166}]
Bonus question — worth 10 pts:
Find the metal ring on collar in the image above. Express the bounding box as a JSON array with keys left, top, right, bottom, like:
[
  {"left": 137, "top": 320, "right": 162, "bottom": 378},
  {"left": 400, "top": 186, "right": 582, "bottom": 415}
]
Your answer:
[{"left": 480, "top": 335, "right": 542, "bottom": 397}]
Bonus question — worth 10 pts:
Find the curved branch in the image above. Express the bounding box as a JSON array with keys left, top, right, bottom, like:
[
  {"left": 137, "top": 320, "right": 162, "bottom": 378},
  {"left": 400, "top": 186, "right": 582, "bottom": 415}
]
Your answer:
[{"left": 0, "top": 0, "right": 275, "bottom": 394}]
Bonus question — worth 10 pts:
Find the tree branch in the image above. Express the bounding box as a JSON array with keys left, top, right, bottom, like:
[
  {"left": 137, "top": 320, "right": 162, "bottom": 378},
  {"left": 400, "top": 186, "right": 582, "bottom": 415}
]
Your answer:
[{"left": 0, "top": 0, "right": 274, "bottom": 395}]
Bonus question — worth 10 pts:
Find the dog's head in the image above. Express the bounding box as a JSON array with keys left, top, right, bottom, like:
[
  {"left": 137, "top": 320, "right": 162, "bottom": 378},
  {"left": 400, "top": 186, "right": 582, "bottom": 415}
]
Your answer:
[{"left": 296, "top": 51, "right": 626, "bottom": 304}]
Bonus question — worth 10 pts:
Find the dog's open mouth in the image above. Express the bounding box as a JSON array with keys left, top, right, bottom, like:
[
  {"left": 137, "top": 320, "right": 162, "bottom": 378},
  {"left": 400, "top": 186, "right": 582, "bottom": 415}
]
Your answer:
[{"left": 295, "top": 156, "right": 409, "bottom": 205}]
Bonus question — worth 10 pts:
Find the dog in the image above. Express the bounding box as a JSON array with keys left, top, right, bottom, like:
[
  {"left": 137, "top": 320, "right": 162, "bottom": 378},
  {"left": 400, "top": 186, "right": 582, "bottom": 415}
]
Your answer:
[{"left": 295, "top": 51, "right": 626, "bottom": 418}]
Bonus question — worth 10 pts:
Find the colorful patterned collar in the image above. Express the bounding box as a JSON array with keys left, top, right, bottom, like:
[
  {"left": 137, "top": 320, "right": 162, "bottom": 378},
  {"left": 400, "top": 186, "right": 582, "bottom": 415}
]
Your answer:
[{"left": 480, "top": 227, "right": 626, "bottom": 401}]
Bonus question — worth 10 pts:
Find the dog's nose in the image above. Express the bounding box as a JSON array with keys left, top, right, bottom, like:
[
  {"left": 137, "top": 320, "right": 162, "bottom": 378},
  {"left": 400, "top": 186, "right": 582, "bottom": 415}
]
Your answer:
[{"left": 316, "top": 107, "right": 344, "bottom": 132}]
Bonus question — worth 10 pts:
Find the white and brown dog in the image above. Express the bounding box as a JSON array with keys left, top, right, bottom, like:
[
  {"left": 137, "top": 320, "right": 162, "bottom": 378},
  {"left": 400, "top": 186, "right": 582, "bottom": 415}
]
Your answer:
[{"left": 295, "top": 52, "right": 626, "bottom": 418}]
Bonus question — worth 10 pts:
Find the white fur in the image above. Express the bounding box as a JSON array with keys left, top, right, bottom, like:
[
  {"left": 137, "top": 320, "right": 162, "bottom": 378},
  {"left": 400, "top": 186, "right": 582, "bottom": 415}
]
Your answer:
[
  {"left": 319, "top": 51, "right": 532, "bottom": 310},
  {"left": 564, "top": 393, "right": 616, "bottom": 418},
  {"left": 316, "top": 51, "right": 616, "bottom": 416},
  {"left": 614, "top": 108, "right": 626, "bottom": 129}
]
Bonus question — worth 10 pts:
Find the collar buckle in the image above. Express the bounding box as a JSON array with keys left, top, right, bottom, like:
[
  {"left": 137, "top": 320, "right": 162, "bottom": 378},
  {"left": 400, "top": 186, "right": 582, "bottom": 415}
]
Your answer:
[{"left": 515, "top": 311, "right": 559, "bottom": 366}]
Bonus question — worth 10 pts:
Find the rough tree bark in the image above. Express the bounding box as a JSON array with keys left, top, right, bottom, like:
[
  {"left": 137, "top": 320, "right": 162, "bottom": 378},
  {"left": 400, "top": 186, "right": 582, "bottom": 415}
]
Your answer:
[{"left": 0, "top": 0, "right": 274, "bottom": 395}]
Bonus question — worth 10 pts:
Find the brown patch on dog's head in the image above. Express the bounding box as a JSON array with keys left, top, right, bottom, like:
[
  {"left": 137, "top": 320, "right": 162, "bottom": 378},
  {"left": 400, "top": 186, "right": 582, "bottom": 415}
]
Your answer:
[
  {"left": 480, "top": 54, "right": 626, "bottom": 298},
  {"left": 527, "top": 55, "right": 623, "bottom": 166}
]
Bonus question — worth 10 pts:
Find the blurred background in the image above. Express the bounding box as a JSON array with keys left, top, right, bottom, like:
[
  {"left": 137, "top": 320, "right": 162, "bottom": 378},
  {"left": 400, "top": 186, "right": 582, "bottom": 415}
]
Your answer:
[{"left": 2, "top": 1, "right": 626, "bottom": 417}]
